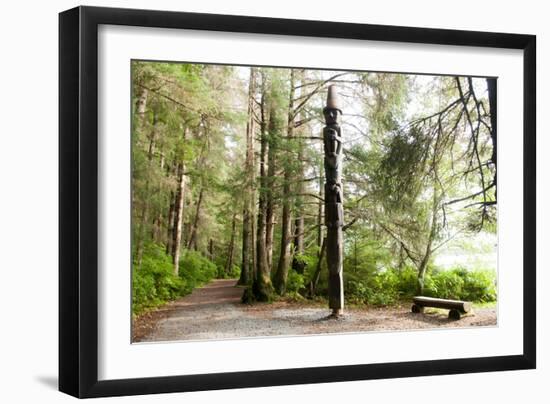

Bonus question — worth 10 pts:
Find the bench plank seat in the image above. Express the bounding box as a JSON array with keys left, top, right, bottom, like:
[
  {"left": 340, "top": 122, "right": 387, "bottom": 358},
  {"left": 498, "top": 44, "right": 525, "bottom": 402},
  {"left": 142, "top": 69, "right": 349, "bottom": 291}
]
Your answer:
[{"left": 412, "top": 296, "right": 472, "bottom": 320}]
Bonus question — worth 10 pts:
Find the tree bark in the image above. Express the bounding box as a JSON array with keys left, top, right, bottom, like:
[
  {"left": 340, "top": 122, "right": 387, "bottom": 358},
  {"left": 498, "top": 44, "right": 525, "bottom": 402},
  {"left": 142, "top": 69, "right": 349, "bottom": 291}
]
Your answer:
[
  {"left": 266, "top": 70, "right": 289, "bottom": 273},
  {"left": 317, "top": 157, "right": 324, "bottom": 250},
  {"left": 240, "top": 203, "right": 252, "bottom": 283},
  {"left": 171, "top": 127, "right": 188, "bottom": 276},
  {"left": 134, "top": 115, "right": 157, "bottom": 267},
  {"left": 239, "top": 68, "right": 257, "bottom": 285},
  {"left": 265, "top": 128, "right": 276, "bottom": 271},
  {"left": 136, "top": 88, "right": 148, "bottom": 115},
  {"left": 309, "top": 236, "right": 326, "bottom": 296},
  {"left": 187, "top": 186, "right": 204, "bottom": 251},
  {"left": 208, "top": 238, "right": 214, "bottom": 261},
  {"left": 135, "top": 87, "right": 148, "bottom": 125},
  {"left": 265, "top": 196, "right": 275, "bottom": 272},
  {"left": 165, "top": 189, "right": 175, "bottom": 255},
  {"left": 172, "top": 162, "right": 186, "bottom": 276},
  {"left": 487, "top": 78, "right": 497, "bottom": 199},
  {"left": 151, "top": 149, "right": 165, "bottom": 244},
  {"left": 252, "top": 77, "right": 273, "bottom": 301},
  {"left": 225, "top": 212, "right": 238, "bottom": 275},
  {"left": 416, "top": 188, "right": 439, "bottom": 294},
  {"left": 251, "top": 191, "right": 257, "bottom": 280},
  {"left": 292, "top": 90, "right": 305, "bottom": 273},
  {"left": 274, "top": 69, "right": 296, "bottom": 295},
  {"left": 291, "top": 216, "right": 305, "bottom": 274},
  {"left": 274, "top": 166, "right": 293, "bottom": 294}
]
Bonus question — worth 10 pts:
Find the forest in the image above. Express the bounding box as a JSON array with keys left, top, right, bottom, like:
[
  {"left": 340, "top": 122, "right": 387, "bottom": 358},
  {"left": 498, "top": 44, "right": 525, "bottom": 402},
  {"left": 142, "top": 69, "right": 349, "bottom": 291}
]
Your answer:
[{"left": 131, "top": 61, "right": 497, "bottom": 319}]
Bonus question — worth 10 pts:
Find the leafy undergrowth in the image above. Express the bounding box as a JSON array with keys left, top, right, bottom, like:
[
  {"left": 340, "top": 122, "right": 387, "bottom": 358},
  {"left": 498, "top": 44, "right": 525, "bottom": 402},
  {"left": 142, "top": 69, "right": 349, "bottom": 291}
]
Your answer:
[
  {"left": 303, "top": 265, "right": 496, "bottom": 307},
  {"left": 132, "top": 243, "right": 222, "bottom": 316}
]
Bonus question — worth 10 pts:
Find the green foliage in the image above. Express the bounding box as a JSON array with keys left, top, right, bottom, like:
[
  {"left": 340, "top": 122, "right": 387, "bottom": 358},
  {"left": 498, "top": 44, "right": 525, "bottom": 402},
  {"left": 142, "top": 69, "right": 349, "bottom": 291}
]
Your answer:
[
  {"left": 294, "top": 253, "right": 316, "bottom": 270},
  {"left": 461, "top": 269, "right": 497, "bottom": 302},
  {"left": 375, "top": 128, "right": 431, "bottom": 211},
  {"left": 345, "top": 269, "right": 401, "bottom": 306},
  {"left": 292, "top": 253, "right": 315, "bottom": 279},
  {"left": 131, "top": 60, "right": 497, "bottom": 315},
  {"left": 424, "top": 267, "right": 497, "bottom": 302},
  {"left": 342, "top": 266, "right": 496, "bottom": 306},
  {"left": 217, "top": 264, "right": 241, "bottom": 279},
  {"left": 424, "top": 270, "right": 464, "bottom": 300},
  {"left": 178, "top": 250, "right": 217, "bottom": 294},
  {"left": 286, "top": 270, "right": 305, "bottom": 294},
  {"left": 396, "top": 267, "right": 420, "bottom": 297},
  {"left": 132, "top": 244, "right": 220, "bottom": 315},
  {"left": 132, "top": 244, "right": 184, "bottom": 315},
  {"left": 426, "top": 267, "right": 497, "bottom": 302}
]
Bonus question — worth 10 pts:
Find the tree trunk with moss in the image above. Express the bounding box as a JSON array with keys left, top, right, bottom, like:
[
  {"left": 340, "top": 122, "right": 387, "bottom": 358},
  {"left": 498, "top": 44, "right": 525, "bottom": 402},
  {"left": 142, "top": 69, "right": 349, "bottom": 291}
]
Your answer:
[
  {"left": 265, "top": 137, "right": 276, "bottom": 272},
  {"left": 273, "top": 69, "right": 296, "bottom": 295},
  {"left": 187, "top": 186, "right": 204, "bottom": 251},
  {"left": 252, "top": 79, "right": 273, "bottom": 301},
  {"left": 239, "top": 68, "right": 257, "bottom": 285},
  {"left": 171, "top": 127, "right": 188, "bottom": 276},
  {"left": 417, "top": 188, "right": 440, "bottom": 294},
  {"left": 225, "top": 212, "right": 237, "bottom": 275}
]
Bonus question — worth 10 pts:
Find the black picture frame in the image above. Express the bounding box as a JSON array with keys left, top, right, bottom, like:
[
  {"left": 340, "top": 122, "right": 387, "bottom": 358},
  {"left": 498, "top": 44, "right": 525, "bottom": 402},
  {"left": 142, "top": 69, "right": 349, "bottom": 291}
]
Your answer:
[{"left": 59, "top": 5, "right": 536, "bottom": 398}]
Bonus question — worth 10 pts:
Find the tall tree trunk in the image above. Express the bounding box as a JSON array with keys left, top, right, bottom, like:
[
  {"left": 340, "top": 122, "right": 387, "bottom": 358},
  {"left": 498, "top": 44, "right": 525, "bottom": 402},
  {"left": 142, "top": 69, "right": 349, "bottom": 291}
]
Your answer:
[
  {"left": 134, "top": 115, "right": 157, "bottom": 267},
  {"left": 265, "top": 128, "right": 276, "bottom": 271},
  {"left": 265, "top": 196, "right": 275, "bottom": 272},
  {"left": 252, "top": 80, "right": 273, "bottom": 301},
  {"left": 317, "top": 156, "right": 324, "bottom": 250},
  {"left": 292, "top": 90, "right": 305, "bottom": 273},
  {"left": 487, "top": 78, "right": 497, "bottom": 200},
  {"left": 417, "top": 188, "right": 439, "bottom": 294},
  {"left": 165, "top": 189, "right": 175, "bottom": 255},
  {"left": 182, "top": 222, "right": 191, "bottom": 249},
  {"left": 291, "top": 216, "right": 305, "bottom": 274},
  {"left": 397, "top": 245, "right": 405, "bottom": 272},
  {"left": 208, "top": 238, "right": 214, "bottom": 261},
  {"left": 172, "top": 162, "right": 186, "bottom": 276},
  {"left": 251, "top": 190, "right": 257, "bottom": 278},
  {"left": 240, "top": 203, "right": 252, "bottom": 283},
  {"left": 293, "top": 218, "right": 304, "bottom": 255},
  {"left": 187, "top": 186, "right": 204, "bottom": 251},
  {"left": 135, "top": 87, "right": 148, "bottom": 121},
  {"left": 225, "top": 213, "right": 238, "bottom": 275},
  {"left": 274, "top": 69, "right": 296, "bottom": 295},
  {"left": 239, "top": 68, "right": 257, "bottom": 285},
  {"left": 171, "top": 127, "right": 188, "bottom": 276},
  {"left": 290, "top": 69, "right": 305, "bottom": 273},
  {"left": 151, "top": 151, "right": 165, "bottom": 243},
  {"left": 151, "top": 215, "right": 162, "bottom": 243},
  {"left": 273, "top": 175, "right": 292, "bottom": 295},
  {"left": 309, "top": 236, "right": 327, "bottom": 296}
]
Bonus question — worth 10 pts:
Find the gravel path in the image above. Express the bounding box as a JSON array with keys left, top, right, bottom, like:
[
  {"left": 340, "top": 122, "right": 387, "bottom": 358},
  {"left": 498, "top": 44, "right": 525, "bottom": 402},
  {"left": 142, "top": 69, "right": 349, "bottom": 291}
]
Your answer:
[{"left": 133, "top": 279, "right": 497, "bottom": 343}]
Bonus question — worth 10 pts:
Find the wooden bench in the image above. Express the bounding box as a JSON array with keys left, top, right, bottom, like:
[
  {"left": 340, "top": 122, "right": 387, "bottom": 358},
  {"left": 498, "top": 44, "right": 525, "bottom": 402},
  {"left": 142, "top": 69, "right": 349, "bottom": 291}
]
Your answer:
[{"left": 412, "top": 296, "right": 472, "bottom": 320}]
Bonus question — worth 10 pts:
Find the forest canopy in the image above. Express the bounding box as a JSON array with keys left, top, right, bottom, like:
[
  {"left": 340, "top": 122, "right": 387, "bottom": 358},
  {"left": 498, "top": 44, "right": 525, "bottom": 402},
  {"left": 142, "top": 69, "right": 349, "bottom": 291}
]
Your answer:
[{"left": 131, "top": 61, "right": 497, "bottom": 314}]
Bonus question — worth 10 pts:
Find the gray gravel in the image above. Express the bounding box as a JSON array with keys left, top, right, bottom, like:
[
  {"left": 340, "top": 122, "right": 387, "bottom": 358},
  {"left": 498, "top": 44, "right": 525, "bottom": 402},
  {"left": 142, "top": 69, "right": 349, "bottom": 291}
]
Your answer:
[{"left": 136, "top": 279, "right": 497, "bottom": 343}]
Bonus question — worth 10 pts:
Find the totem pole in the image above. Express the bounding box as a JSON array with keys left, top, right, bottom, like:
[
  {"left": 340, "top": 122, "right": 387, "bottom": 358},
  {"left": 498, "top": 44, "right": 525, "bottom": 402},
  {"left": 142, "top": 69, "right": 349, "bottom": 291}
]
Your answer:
[{"left": 323, "top": 85, "right": 344, "bottom": 317}]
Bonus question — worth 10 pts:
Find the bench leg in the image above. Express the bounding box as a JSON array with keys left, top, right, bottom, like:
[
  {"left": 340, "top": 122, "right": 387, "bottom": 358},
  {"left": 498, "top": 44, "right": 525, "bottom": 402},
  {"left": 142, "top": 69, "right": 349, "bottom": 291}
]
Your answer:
[
  {"left": 448, "top": 309, "right": 462, "bottom": 320},
  {"left": 411, "top": 304, "right": 424, "bottom": 314}
]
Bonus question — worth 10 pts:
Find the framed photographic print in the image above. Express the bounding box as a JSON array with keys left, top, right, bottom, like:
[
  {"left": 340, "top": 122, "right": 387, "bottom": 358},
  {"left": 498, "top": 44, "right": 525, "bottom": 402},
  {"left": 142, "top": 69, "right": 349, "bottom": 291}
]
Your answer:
[{"left": 59, "top": 5, "right": 536, "bottom": 398}]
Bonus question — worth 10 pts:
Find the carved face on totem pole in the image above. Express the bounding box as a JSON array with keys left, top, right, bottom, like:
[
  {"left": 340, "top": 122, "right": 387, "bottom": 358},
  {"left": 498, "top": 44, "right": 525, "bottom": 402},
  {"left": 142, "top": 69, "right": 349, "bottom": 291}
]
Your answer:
[
  {"left": 323, "top": 85, "right": 345, "bottom": 314},
  {"left": 323, "top": 85, "right": 344, "bottom": 229},
  {"left": 323, "top": 108, "right": 341, "bottom": 125}
]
